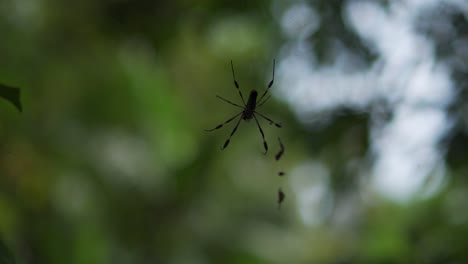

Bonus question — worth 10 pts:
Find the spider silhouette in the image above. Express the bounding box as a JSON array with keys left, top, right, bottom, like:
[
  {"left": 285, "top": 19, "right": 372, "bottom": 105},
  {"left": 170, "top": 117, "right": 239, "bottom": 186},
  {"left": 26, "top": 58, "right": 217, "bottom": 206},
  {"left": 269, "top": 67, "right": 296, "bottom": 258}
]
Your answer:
[{"left": 205, "top": 60, "right": 281, "bottom": 154}]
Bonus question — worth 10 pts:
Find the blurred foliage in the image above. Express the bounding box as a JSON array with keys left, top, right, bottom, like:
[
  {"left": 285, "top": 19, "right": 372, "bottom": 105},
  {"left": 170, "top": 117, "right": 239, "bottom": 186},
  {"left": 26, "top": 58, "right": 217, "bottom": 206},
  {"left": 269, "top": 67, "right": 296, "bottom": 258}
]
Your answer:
[
  {"left": 0, "top": 0, "right": 467, "bottom": 263},
  {"left": 0, "top": 239, "right": 15, "bottom": 264}
]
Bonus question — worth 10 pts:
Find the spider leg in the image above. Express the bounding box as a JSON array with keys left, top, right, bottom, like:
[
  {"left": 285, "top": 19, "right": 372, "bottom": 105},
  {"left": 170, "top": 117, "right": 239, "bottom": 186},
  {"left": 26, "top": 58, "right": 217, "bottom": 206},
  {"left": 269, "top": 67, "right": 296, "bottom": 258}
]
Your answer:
[
  {"left": 205, "top": 112, "right": 243, "bottom": 131},
  {"left": 257, "top": 59, "right": 275, "bottom": 103},
  {"left": 257, "top": 95, "right": 271, "bottom": 108},
  {"left": 221, "top": 114, "right": 243, "bottom": 150},
  {"left": 253, "top": 114, "right": 268, "bottom": 155},
  {"left": 254, "top": 111, "right": 282, "bottom": 128},
  {"left": 231, "top": 60, "right": 246, "bottom": 106},
  {"left": 216, "top": 95, "right": 244, "bottom": 109}
]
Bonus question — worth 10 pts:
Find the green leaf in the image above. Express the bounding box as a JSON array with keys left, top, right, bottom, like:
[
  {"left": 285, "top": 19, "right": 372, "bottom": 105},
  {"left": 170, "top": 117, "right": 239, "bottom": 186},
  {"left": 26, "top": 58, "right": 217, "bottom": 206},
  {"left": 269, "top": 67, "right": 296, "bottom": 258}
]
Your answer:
[{"left": 0, "top": 83, "right": 22, "bottom": 112}]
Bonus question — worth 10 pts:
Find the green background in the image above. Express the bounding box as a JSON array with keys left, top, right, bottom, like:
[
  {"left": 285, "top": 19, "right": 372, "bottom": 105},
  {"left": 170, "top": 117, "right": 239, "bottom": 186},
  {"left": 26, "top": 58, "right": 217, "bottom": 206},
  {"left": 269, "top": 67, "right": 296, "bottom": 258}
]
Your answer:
[{"left": 1, "top": 0, "right": 468, "bottom": 263}]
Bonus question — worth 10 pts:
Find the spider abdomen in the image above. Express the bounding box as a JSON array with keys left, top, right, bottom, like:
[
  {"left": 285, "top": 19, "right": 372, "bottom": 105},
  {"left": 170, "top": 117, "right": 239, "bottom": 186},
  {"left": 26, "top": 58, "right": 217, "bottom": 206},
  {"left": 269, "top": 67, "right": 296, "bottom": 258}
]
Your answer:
[{"left": 243, "top": 90, "right": 257, "bottom": 120}]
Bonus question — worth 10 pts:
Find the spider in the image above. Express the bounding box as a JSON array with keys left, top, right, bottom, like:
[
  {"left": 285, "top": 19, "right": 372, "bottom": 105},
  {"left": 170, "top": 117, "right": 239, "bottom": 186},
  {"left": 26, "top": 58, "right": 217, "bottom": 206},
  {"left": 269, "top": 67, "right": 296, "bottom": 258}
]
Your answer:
[{"left": 205, "top": 60, "right": 281, "bottom": 154}]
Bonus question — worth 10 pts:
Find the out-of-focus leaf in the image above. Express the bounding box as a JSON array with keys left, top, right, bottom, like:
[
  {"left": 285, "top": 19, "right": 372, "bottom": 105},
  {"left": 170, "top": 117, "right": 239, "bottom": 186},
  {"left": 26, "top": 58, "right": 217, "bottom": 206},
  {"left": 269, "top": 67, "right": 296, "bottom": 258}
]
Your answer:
[
  {"left": 0, "top": 83, "right": 22, "bottom": 112},
  {"left": 0, "top": 239, "right": 15, "bottom": 264}
]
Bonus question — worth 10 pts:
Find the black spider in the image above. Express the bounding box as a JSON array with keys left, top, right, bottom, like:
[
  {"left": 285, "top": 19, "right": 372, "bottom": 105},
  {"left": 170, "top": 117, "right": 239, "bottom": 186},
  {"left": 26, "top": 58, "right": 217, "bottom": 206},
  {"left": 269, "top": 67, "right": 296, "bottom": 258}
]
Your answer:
[{"left": 205, "top": 60, "right": 281, "bottom": 154}]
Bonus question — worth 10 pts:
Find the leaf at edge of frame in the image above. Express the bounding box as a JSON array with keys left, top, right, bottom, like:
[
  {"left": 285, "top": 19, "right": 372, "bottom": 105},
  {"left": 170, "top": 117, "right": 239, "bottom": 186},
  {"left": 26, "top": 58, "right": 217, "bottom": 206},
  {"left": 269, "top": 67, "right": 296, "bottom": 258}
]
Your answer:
[{"left": 0, "top": 83, "right": 21, "bottom": 112}]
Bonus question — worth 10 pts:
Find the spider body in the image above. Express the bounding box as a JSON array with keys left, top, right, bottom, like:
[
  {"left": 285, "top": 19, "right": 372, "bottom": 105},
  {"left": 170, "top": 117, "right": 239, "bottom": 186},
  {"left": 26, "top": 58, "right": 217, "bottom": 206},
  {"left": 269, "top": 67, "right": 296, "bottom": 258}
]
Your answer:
[
  {"left": 242, "top": 90, "right": 258, "bottom": 121},
  {"left": 205, "top": 60, "right": 281, "bottom": 154}
]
